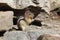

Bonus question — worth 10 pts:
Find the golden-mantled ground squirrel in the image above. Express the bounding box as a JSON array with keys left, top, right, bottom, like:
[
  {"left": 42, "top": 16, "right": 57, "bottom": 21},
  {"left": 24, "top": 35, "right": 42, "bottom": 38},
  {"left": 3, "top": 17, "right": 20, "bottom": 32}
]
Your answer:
[{"left": 17, "top": 10, "right": 35, "bottom": 31}]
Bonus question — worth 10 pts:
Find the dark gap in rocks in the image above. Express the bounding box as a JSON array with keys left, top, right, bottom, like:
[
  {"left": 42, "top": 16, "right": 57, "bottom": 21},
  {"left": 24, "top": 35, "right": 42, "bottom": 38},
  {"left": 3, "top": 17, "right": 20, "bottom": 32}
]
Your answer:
[
  {"left": 37, "top": 35, "right": 43, "bottom": 40},
  {"left": 56, "top": 11, "right": 60, "bottom": 16},
  {"left": 50, "top": 8, "right": 59, "bottom": 12},
  {"left": 13, "top": 18, "right": 18, "bottom": 25},
  {"left": 0, "top": 3, "right": 13, "bottom": 11},
  {"left": 32, "top": 0, "right": 39, "bottom": 4},
  {"left": 12, "top": 9, "right": 26, "bottom": 25},
  {"left": 0, "top": 30, "right": 6, "bottom": 37},
  {"left": 50, "top": 7, "right": 60, "bottom": 16},
  {"left": 29, "top": 20, "right": 42, "bottom": 26},
  {"left": 8, "top": 27, "right": 22, "bottom": 31}
]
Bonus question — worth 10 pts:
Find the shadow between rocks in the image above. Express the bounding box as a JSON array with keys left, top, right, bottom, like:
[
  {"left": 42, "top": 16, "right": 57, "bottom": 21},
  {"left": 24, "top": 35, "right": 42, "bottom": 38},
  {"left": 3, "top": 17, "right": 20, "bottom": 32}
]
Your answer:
[{"left": 37, "top": 35, "right": 43, "bottom": 40}]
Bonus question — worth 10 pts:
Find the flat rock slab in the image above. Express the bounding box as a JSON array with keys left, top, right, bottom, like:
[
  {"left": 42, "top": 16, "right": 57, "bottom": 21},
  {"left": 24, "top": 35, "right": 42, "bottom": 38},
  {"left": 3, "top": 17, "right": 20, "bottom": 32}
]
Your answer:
[
  {"left": 0, "top": 11, "right": 13, "bottom": 30},
  {"left": 4, "top": 31, "right": 30, "bottom": 40}
]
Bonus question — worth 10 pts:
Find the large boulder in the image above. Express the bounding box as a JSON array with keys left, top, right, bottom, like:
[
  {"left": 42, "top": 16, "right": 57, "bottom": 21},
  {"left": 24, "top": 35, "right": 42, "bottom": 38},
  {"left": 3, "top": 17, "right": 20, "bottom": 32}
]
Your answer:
[
  {"left": 38, "top": 0, "right": 50, "bottom": 13},
  {"left": 0, "top": 11, "right": 13, "bottom": 30},
  {"left": 1, "top": 0, "right": 60, "bottom": 13},
  {"left": 28, "top": 29, "right": 59, "bottom": 40},
  {"left": 16, "top": 0, "right": 50, "bottom": 13},
  {"left": 4, "top": 29, "right": 60, "bottom": 40},
  {"left": 0, "top": 0, "right": 50, "bottom": 13}
]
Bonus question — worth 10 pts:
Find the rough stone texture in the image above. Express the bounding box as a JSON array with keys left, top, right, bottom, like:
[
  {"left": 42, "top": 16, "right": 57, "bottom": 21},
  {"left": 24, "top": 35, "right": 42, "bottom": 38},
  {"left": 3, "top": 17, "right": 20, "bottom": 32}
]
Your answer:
[
  {"left": 38, "top": 0, "right": 50, "bottom": 13},
  {"left": 35, "top": 12, "right": 60, "bottom": 29},
  {"left": 0, "top": 0, "right": 60, "bottom": 13},
  {"left": 50, "top": 0, "right": 60, "bottom": 10},
  {"left": 16, "top": 0, "right": 50, "bottom": 13},
  {"left": 3, "top": 29, "right": 60, "bottom": 40},
  {"left": 42, "top": 34, "right": 60, "bottom": 40},
  {"left": 16, "top": 0, "right": 36, "bottom": 9},
  {"left": 4, "top": 31, "right": 30, "bottom": 40},
  {"left": 0, "top": 11, "right": 13, "bottom": 30},
  {"left": 28, "top": 29, "right": 60, "bottom": 40},
  {"left": 0, "top": 0, "right": 50, "bottom": 13},
  {"left": 0, "top": 0, "right": 16, "bottom": 9},
  {"left": 0, "top": 0, "right": 60, "bottom": 40}
]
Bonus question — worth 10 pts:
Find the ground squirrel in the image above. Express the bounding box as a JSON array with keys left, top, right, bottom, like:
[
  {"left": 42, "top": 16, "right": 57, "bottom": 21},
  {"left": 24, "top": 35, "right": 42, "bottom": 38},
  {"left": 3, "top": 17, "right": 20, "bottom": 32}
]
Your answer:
[{"left": 17, "top": 10, "right": 35, "bottom": 31}]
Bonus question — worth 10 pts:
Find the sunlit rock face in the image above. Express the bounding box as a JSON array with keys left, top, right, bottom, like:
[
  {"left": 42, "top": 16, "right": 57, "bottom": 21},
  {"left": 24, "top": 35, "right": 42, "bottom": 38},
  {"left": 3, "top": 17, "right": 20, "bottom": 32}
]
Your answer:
[
  {"left": 0, "top": 0, "right": 60, "bottom": 13},
  {"left": 0, "top": 0, "right": 50, "bottom": 13},
  {"left": 0, "top": 11, "right": 13, "bottom": 31},
  {"left": 16, "top": 0, "right": 50, "bottom": 13},
  {"left": 38, "top": 0, "right": 50, "bottom": 13},
  {"left": 50, "top": 0, "right": 60, "bottom": 11},
  {"left": 16, "top": 0, "right": 36, "bottom": 9}
]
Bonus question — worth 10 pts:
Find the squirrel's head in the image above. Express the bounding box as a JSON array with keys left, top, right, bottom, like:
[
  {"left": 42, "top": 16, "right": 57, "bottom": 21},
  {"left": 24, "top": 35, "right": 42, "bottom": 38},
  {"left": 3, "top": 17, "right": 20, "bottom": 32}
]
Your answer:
[{"left": 24, "top": 10, "right": 34, "bottom": 24}]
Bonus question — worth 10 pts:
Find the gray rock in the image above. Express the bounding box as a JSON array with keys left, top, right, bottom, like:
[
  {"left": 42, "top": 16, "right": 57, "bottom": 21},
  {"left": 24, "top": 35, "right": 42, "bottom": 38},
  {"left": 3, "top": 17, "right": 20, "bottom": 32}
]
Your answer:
[
  {"left": 1, "top": 0, "right": 60, "bottom": 13},
  {"left": 16, "top": 0, "right": 50, "bottom": 13},
  {"left": 0, "top": 0, "right": 50, "bottom": 13},
  {"left": 0, "top": 11, "right": 13, "bottom": 30},
  {"left": 50, "top": 0, "right": 60, "bottom": 10},
  {"left": 38, "top": 0, "right": 50, "bottom": 13},
  {"left": 4, "top": 29, "right": 60, "bottom": 40},
  {"left": 28, "top": 29, "right": 59, "bottom": 40},
  {"left": 16, "top": 0, "right": 36, "bottom": 9},
  {"left": 4, "top": 31, "right": 30, "bottom": 40},
  {"left": 35, "top": 12, "right": 60, "bottom": 29}
]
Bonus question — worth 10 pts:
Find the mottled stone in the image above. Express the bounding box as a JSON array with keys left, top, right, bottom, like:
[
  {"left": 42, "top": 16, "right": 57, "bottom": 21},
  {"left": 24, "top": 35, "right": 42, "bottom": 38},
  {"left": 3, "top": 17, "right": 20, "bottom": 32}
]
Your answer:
[
  {"left": 0, "top": 11, "right": 13, "bottom": 30},
  {"left": 16, "top": 0, "right": 36, "bottom": 9},
  {"left": 0, "top": 0, "right": 50, "bottom": 13},
  {"left": 50, "top": 0, "right": 60, "bottom": 10},
  {"left": 3, "top": 29, "right": 60, "bottom": 40},
  {"left": 0, "top": 0, "right": 60, "bottom": 13},
  {"left": 38, "top": 0, "right": 50, "bottom": 13},
  {"left": 16, "top": 0, "right": 50, "bottom": 13},
  {"left": 28, "top": 29, "right": 59, "bottom": 40},
  {"left": 4, "top": 31, "right": 30, "bottom": 40}
]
